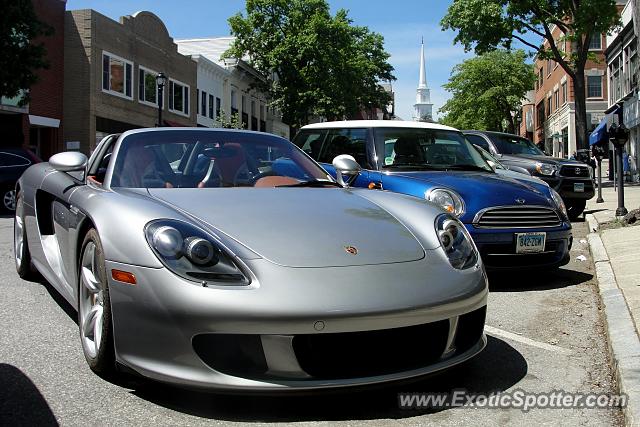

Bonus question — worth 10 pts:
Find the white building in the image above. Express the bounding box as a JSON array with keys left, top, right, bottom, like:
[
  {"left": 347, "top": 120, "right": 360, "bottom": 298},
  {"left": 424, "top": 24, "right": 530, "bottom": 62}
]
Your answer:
[
  {"left": 176, "top": 37, "right": 290, "bottom": 139},
  {"left": 412, "top": 40, "right": 433, "bottom": 121}
]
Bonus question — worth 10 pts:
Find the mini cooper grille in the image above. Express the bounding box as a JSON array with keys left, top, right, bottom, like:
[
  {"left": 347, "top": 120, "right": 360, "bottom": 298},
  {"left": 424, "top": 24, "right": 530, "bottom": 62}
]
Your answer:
[
  {"left": 560, "top": 165, "right": 590, "bottom": 177},
  {"left": 475, "top": 206, "right": 562, "bottom": 228}
]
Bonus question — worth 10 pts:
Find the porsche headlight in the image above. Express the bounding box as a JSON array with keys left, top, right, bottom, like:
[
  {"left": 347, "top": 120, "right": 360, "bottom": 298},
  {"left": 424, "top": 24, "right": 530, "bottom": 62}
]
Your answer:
[
  {"left": 145, "top": 219, "right": 250, "bottom": 286},
  {"left": 549, "top": 188, "right": 568, "bottom": 220},
  {"left": 435, "top": 214, "right": 478, "bottom": 270},
  {"left": 426, "top": 188, "right": 465, "bottom": 217},
  {"left": 535, "top": 162, "right": 557, "bottom": 176}
]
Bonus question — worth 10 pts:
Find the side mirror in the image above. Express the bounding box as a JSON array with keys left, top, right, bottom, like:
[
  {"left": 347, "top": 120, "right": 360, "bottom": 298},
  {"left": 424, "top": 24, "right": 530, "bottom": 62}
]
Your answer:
[
  {"left": 332, "top": 154, "right": 361, "bottom": 187},
  {"left": 49, "top": 152, "right": 88, "bottom": 172}
]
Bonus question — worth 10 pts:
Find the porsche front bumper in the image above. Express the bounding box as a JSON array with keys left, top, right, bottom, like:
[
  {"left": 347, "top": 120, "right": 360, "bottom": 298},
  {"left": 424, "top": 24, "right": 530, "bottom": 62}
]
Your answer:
[{"left": 106, "top": 255, "right": 488, "bottom": 391}]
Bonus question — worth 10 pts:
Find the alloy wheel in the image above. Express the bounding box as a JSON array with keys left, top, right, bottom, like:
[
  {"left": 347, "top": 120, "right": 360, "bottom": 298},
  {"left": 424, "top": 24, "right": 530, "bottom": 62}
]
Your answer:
[
  {"left": 79, "top": 241, "right": 105, "bottom": 359},
  {"left": 4, "top": 190, "right": 16, "bottom": 211}
]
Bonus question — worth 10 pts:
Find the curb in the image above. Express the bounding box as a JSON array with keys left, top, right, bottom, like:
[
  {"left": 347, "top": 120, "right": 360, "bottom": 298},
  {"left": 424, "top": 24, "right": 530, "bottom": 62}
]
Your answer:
[{"left": 587, "top": 231, "right": 640, "bottom": 427}]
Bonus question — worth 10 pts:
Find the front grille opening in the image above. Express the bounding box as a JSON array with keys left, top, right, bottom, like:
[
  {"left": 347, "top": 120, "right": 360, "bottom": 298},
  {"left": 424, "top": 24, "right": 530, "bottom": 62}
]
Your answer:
[
  {"left": 475, "top": 206, "right": 562, "bottom": 228},
  {"left": 192, "top": 334, "right": 268, "bottom": 377},
  {"left": 454, "top": 306, "right": 486, "bottom": 354},
  {"left": 292, "top": 320, "right": 449, "bottom": 379}
]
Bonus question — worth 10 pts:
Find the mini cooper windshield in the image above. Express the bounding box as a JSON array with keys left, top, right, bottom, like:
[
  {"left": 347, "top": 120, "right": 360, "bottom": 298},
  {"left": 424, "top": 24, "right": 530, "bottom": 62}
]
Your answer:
[
  {"left": 378, "top": 128, "right": 493, "bottom": 172},
  {"left": 111, "top": 130, "right": 332, "bottom": 188}
]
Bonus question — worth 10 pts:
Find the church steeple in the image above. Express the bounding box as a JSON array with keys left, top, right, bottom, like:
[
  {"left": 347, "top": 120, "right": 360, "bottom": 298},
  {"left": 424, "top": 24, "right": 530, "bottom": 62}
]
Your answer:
[
  {"left": 418, "top": 37, "right": 427, "bottom": 89},
  {"left": 413, "top": 39, "right": 433, "bottom": 121}
]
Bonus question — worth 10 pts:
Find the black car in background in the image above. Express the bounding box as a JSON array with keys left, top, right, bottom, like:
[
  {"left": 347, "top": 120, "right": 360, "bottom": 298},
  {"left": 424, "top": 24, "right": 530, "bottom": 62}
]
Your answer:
[
  {"left": 0, "top": 148, "right": 41, "bottom": 212},
  {"left": 463, "top": 131, "right": 594, "bottom": 220}
]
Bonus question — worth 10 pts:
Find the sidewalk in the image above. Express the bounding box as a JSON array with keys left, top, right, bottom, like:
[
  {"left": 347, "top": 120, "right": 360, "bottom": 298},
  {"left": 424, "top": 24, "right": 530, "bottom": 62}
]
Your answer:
[{"left": 585, "top": 184, "right": 640, "bottom": 427}]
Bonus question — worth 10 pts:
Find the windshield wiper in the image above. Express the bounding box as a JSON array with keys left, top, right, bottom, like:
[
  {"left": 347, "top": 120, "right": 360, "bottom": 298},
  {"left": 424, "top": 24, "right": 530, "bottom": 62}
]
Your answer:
[
  {"left": 277, "top": 179, "right": 344, "bottom": 188},
  {"left": 444, "top": 164, "right": 493, "bottom": 172}
]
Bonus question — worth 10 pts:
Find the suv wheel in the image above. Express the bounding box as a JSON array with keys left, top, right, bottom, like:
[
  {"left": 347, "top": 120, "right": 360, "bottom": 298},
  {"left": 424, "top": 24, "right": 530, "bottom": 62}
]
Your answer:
[{"left": 566, "top": 199, "right": 586, "bottom": 221}]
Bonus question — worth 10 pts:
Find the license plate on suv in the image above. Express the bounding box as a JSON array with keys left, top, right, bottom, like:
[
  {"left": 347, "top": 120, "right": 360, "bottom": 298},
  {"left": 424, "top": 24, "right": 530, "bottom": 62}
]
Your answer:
[
  {"left": 516, "top": 232, "right": 546, "bottom": 253},
  {"left": 574, "top": 182, "right": 585, "bottom": 192}
]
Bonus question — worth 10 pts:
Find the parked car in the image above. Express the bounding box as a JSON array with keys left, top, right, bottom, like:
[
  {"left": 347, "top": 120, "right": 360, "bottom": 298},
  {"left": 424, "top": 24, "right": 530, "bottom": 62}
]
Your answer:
[
  {"left": 472, "top": 144, "right": 533, "bottom": 178},
  {"left": 14, "top": 128, "right": 487, "bottom": 391},
  {"left": 293, "top": 121, "right": 572, "bottom": 271},
  {"left": 462, "top": 130, "right": 594, "bottom": 219},
  {"left": 0, "top": 148, "right": 41, "bottom": 212}
]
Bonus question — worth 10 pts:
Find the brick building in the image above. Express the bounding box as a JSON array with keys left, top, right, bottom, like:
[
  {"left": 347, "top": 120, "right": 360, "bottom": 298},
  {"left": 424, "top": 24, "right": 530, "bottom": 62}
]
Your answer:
[
  {"left": 64, "top": 10, "right": 196, "bottom": 154},
  {"left": 525, "top": 24, "right": 610, "bottom": 158},
  {"left": 0, "top": 0, "right": 65, "bottom": 160}
]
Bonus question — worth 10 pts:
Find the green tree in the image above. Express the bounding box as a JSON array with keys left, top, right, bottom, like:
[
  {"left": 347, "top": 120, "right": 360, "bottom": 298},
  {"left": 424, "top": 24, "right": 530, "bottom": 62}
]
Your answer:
[
  {"left": 441, "top": 0, "right": 620, "bottom": 148},
  {"left": 440, "top": 49, "right": 535, "bottom": 133},
  {"left": 216, "top": 111, "right": 245, "bottom": 129},
  {"left": 223, "top": 0, "right": 395, "bottom": 130},
  {"left": 0, "top": 0, "right": 52, "bottom": 103}
]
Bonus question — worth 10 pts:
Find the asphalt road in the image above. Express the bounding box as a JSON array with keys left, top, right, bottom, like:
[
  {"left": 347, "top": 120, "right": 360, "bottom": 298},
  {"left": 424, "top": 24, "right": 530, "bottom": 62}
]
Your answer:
[{"left": 0, "top": 215, "right": 623, "bottom": 426}]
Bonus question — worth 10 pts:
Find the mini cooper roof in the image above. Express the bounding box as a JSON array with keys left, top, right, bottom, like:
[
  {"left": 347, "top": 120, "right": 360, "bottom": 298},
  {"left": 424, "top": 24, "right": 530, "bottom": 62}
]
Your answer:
[{"left": 300, "top": 120, "right": 458, "bottom": 131}]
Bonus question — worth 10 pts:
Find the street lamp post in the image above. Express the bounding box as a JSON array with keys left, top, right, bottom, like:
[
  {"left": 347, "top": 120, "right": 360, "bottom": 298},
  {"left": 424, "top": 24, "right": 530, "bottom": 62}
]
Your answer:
[
  {"left": 609, "top": 123, "right": 629, "bottom": 216},
  {"left": 156, "top": 72, "right": 167, "bottom": 127}
]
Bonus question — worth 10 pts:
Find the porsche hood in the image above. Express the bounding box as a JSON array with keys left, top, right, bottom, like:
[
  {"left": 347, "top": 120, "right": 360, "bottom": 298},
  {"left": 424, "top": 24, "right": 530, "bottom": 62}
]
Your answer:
[{"left": 148, "top": 188, "right": 426, "bottom": 268}]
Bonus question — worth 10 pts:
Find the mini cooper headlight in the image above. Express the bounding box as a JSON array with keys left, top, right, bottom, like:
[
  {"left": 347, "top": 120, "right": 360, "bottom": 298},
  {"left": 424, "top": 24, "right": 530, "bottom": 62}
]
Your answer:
[
  {"left": 145, "top": 220, "right": 250, "bottom": 286},
  {"left": 435, "top": 214, "right": 478, "bottom": 270},
  {"left": 549, "top": 188, "right": 568, "bottom": 220},
  {"left": 535, "top": 162, "right": 557, "bottom": 176},
  {"left": 426, "top": 188, "right": 465, "bottom": 217}
]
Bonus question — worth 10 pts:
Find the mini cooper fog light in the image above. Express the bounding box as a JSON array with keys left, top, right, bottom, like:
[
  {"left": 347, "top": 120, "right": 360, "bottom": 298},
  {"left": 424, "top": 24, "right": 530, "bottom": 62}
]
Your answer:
[{"left": 435, "top": 214, "right": 478, "bottom": 270}]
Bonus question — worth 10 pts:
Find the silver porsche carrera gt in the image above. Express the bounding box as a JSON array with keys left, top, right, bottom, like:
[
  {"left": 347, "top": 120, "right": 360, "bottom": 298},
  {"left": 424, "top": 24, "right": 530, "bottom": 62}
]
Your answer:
[{"left": 14, "top": 128, "right": 487, "bottom": 391}]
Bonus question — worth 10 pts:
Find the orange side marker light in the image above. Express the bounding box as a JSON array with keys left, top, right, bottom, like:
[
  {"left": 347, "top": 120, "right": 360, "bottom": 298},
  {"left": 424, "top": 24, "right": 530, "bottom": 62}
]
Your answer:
[{"left": 112, "top": 269, "right": 137, "bottom": 285}]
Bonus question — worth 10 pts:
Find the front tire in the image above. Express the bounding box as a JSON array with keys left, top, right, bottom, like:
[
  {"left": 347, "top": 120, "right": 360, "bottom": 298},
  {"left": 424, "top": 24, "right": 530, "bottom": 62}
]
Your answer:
[
  {"left": 14, "top": 191, "right": 37, "bottom": 280},
  {"left": 567, "top": 199, "right": 586, "bottom": 220},
  {"left": 78, "top": 229, "right": 116, "bottom": 377}
]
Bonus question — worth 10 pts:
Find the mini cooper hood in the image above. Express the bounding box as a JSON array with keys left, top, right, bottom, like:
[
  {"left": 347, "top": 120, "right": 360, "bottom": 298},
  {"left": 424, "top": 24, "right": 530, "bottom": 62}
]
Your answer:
[
  {"left": 148, "top": 188, "right": 425, "bottom": 268},
  {"left": 390, "top": 171, "right": 553, "bottom": 215}
]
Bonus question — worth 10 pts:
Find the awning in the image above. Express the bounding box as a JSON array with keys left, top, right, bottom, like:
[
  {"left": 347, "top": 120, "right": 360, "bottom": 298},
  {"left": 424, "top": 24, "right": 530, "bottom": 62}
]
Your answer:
[{"left": 589, "top": 105, "right": 620, "bottom": 145}]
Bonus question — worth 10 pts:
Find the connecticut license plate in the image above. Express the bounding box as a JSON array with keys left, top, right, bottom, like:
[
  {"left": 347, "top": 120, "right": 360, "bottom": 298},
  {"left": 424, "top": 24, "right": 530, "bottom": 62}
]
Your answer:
[
  {"left": 574, "top": 182, "right": 585, "bottom": 192},
  {"left": 516, "top": 232, "right": 546, "bottom": 253}
]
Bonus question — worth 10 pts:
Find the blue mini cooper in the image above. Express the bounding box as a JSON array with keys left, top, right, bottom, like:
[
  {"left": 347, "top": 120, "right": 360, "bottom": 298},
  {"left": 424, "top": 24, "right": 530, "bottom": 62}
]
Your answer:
[{"left": 293, "top": 121, "right": 572, "bottom": 271}]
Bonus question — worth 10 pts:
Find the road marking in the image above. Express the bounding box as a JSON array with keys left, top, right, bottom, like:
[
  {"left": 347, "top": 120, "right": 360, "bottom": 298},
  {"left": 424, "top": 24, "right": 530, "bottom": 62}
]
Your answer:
[{"left": 485, "top": 325, "right": 572, "bottom": 355}]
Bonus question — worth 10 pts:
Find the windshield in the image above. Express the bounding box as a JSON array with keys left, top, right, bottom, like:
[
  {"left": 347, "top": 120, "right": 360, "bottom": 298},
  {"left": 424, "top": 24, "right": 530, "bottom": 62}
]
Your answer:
[
  {"left": 375, "top": 128, "right": 493, "bottom": 172},
  {"left": 489, "top": 134, "right": 545, "bottom": 156},
  {"left": 110, "top": 130, "right": 330, "bottom": 188}
]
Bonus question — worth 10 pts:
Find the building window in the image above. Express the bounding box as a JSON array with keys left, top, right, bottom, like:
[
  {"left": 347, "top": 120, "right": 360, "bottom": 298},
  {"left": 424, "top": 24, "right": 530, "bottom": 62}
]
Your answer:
[
  {"left": 547, "top": 59, "right": 553, "bottom": 76},
  {"left": 587, "top": 75, "right": 602, "bottom": 98},
  {"left": 209, "top": 94, "right": 214, "bottom": 119},
  {"left": 546, "top": 96, "right": 551, "bottom": 116},
  {"left": 554, "top": 90, "right": 559, "bottom": 110},
  {"left": 196, "top": 89, "right": 200, "bottom": 114},
  {"left": 102, "top": 51, "right": 133, "bottom": 99},
  {"left": 561, "top": 81, "right": 567, "bottom": 104},
  {"left": 138, "top": 66, "right": 159, "bottom": 107},
  {"left": 588, "top": 34, "right": 602, "bottom": 50},
  {"left": 169, "top": 79, "right": 189, "bottom": 116},
  {"left": 536, "top": 101, "right": 545, "bottom": 127},
  {"left": 231, "top": 89, "right": 238, "bottom": 114},
  {"left": 241, "top": 95, "right": 248, "bottom": 128},
  {"left": 215, "top": 97, "right": 221, "bottom": 119},
  {"left": 201, "top": 91, "right": 207, "bottom": 117}
]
